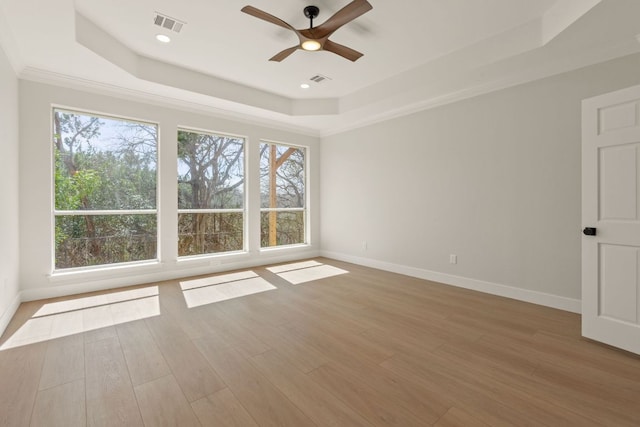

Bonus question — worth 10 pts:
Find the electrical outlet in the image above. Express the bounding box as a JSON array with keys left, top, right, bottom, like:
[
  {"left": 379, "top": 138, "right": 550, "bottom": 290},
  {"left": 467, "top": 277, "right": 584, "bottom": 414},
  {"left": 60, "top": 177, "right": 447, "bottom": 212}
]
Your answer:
[
  {"left": 449, "top": 254, "right": 457, "bottom": 264},
  {"left": 362, "top": 241, "right": 368, "bottom": 250}
]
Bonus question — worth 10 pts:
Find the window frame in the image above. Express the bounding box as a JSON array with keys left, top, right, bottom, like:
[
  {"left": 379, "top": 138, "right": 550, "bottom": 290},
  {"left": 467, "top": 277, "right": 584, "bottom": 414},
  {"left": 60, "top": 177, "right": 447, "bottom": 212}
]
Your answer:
[
  {"left": 176, "top": 127, "right": 248, "bottom": 259},
  {"left": 259, "top": 139, "right": 310, "bottom": 250},
  {"left": 50, "top": 106, "right": 160, "bottom": 272}
]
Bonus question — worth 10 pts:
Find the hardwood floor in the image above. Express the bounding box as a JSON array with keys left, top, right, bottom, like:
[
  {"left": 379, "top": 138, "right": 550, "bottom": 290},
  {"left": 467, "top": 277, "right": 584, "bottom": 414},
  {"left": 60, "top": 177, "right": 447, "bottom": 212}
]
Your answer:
[{"left": 1, "top": 258, "right": 640, "bottom": 426}]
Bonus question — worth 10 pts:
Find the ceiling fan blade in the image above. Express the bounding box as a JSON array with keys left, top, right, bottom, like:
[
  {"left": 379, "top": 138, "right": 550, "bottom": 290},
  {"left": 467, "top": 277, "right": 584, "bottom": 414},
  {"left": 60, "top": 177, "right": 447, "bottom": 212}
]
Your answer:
[
  {"left": 323, "top": 39, "right": 363, "bottom": 62},
  {"left": 311, "top": 0, "right": 372, "bottom": 39},
  {"left": 241, "top": 6, "right": 296, "bottom": 32},
  {"left": 269, "top": 46, "right": 299, "bottom": 62}
]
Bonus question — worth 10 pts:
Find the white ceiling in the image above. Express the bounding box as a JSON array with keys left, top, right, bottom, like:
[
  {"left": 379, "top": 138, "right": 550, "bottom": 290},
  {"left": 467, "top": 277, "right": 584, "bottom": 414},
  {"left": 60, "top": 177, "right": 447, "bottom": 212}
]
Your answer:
[{"left": 1, "top": 0, "right": 639, "bottom": 136}]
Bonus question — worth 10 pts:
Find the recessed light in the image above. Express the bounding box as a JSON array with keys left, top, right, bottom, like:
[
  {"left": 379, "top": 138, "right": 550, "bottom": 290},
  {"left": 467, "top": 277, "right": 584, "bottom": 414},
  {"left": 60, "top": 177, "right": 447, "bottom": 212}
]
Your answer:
[
  {"left": 300, "top": 83, "right": 310, "bottom": 89},
  {"left": 156, "top": 34, "right": 171, "bottom": 43}
]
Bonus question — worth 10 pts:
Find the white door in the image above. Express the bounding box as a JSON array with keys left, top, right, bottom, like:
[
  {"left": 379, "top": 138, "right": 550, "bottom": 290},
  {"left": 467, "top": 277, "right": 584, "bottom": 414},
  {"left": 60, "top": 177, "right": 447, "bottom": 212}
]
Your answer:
[{"left": 582, "top": 84, "right": 640, "bottom": 355}]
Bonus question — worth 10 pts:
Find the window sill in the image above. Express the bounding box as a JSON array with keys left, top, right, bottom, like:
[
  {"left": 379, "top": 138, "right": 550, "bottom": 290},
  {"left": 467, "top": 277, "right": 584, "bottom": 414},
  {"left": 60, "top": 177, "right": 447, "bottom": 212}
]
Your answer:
[
  {"left": 48, "top": 260, "right": 162, "bottom": 283},
  {"left": 260, "top": 243, "right": 312, "bottom": 254},
  {"left": 175, "top": 251, "right": 250, "bottom": 268}
]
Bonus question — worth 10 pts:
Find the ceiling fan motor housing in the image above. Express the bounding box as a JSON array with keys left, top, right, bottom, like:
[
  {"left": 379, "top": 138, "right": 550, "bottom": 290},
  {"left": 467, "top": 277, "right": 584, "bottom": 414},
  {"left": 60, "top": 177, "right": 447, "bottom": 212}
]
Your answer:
[{"left": 304, "top": 6, "right": 320, "bottom": 20}]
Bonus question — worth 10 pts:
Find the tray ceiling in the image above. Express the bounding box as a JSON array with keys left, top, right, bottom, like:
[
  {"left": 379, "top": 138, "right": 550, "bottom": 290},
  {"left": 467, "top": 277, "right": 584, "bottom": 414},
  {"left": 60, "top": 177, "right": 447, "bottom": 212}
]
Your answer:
[{"left": 1, "top": 0, "right": 639, "bottom": 135}]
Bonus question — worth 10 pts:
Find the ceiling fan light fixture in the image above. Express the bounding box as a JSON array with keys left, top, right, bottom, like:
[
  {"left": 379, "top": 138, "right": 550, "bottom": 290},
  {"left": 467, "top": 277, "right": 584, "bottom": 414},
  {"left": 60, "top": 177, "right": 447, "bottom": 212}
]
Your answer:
[{"left": 301, "top": 40, "right": 321, "bottom": 51}]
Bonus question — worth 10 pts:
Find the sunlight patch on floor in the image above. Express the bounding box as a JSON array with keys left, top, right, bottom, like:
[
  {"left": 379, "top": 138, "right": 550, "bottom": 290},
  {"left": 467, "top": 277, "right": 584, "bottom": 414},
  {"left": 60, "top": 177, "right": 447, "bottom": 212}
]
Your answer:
[
  {"left": 278, "top": 265, "right": 349, "bottom": 285},
  {"left": 266, "top": 260, "right": 323, "bottom": 273},
  {"left": 181, "top": 273, "right": 276, "bottom": 308},
  {"left": 1, "top": 286, "right": 160, "bottom": 351},
  {"left": 268, "top": 260, "right": 349, "bottom": 285},
  {"left": 179, "top": 270, "right": 259, "bottom": 291},
  {"left": 33, "top": 286, "right": 159, "bottom": 317}
]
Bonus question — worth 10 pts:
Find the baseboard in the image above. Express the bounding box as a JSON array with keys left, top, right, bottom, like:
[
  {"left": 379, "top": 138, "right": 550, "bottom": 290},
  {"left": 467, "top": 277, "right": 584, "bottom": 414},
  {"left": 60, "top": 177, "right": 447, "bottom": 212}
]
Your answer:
[
  {"left": 0, "top": 292, "right": 21, "bottom": 338},
  {"left": 321, "top": 250, "right": 581, "bottom": 314}
]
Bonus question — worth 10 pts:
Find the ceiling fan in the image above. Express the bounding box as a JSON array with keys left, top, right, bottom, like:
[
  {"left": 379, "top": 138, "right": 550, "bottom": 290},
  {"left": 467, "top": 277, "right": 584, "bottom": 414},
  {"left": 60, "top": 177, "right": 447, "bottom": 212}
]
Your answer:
[{"left": 241, "top": 0, "right": 373, "bottom": 62}]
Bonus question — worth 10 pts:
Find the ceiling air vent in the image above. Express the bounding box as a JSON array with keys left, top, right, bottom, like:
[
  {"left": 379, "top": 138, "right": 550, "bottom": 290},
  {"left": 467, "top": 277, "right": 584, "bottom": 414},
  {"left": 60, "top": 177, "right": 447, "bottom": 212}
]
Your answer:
[
  {"left": 153, "top": 12, "right": 185, "bottom": 33},
  {"left": 309, "top": 74, "right": 332, "bottom": 84}
]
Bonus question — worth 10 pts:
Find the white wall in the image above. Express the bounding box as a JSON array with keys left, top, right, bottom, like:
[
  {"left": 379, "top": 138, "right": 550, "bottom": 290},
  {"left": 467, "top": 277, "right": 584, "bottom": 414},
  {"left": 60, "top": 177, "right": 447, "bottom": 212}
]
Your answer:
[
  {"left": 19, "top": 81, "right": 320, "bottom": 300},
  {"left": 11, "top": 52, "right": 640, "bottom": 315},
  {"left": 321, "top": 53, "right": 640, "bottom": 311},
  {"left": 0, "top": 43, "right": 20, "bottom": 331}
]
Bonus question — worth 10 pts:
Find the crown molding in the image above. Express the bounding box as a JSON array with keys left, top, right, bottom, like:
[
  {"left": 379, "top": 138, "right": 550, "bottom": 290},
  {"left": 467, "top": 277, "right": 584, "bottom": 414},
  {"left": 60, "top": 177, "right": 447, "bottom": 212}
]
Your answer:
[
  {"left": 320, "top": 38, "right": 640, "bottom": 137},
  {"left": 19, "top": 66, "right": 322, "bottom": 137}
]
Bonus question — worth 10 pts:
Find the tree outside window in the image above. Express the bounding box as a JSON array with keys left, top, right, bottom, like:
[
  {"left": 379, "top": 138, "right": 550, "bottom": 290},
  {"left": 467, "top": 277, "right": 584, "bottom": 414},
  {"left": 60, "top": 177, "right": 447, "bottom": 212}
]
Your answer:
[
  {"left": 53, "top": 112, "right": 307, "bottom": 269},
  {"left": 53, "top": 109, "right": 158, "bottom": 269},
  {"left": 260, "top": 142, "right": 306, "bottom": 247},
  {"left": 177, "top": 129, "right": 245, "bottom": 256}
]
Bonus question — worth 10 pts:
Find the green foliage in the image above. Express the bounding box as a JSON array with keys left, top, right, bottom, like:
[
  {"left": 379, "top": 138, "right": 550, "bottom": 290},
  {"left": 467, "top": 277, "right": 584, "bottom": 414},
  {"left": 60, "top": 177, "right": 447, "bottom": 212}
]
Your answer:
[
  {"left": 74, "top": 169, "right": 102, "bottom": 202},
  {"left": 53, "top": 110, "right": 158, "bottom": 268},
  {"left": 54, "top": 150, "right": 80, "bottom": 211},
  {"left": 54, "top": 150, "right": 77, "bottom": 246},
  {"left": 55, "top": 215, "right": 157, "bottom": 268},
  {"left": 53, "top": 112, "right": 304, "bottom": 267}
]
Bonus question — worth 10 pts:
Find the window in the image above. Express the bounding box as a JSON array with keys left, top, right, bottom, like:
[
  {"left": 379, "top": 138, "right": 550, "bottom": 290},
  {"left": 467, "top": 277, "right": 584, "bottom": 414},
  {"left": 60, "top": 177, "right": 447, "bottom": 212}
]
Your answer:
[
  {"left": 53, "top": 109, "right": 158, "bottom": 269},
  {"left": 260, "top": 142, "right": 306, "bottom": 247},
  {"left": 177, "top": 129, "right": 245, "bottom": 256}
]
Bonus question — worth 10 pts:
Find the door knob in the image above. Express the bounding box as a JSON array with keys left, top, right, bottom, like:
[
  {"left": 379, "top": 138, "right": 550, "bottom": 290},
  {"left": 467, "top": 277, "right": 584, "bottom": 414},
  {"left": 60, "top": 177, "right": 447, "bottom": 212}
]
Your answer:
[{"left": 583, "top": 227, "right": 597, "bottom": 236}]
